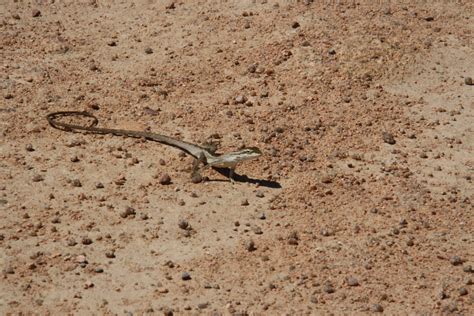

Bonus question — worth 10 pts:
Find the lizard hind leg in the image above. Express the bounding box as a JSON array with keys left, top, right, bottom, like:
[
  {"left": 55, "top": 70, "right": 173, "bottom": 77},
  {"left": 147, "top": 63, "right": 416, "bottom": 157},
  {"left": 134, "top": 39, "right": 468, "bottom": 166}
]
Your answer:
[{"left": 191, "top": 152, "right": 207, "bottom": 183}]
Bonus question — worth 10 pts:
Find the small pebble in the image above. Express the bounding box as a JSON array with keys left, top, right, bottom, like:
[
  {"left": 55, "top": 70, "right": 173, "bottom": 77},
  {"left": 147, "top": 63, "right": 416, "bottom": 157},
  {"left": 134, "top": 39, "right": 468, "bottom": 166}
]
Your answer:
[
  {"left": 291, "top": 21, "right": 300, "bottom": 28},
  {"left": 372, "top": 304, "right": 384, "bottom": 313},
  {"left": 450, "top": 256, "right": 463, "bottom": 266},
  {"left": 159, "top": 173, "right": 172, "bottom": 185},
  {"left": 71, "top": 179, "right": 82, "bottom": 187},
  {"left": 382, "top": 132, "right": 396, "bottom": 145},
  {"left": 25, "top": 144, "right": 34, "bottom": 152},
  {"left": 144, "top": 47, "right": 153, "bottom": 54},
  {"left": 32, "top": 175, "right": 44, "bottom": 182},
  {"left": 191, "top": 173, "right": 203, "bottom": 184},
  {"left": 181, "top": 272, "right": 191, "bottom": 281},
  {"left": 245, "top": 239, "right": 256, "bottom": 251},
  {"left": 76, "top": 255, "right": 87, "bottom": 264},
  {"left": 120, "top": 206, "right": 136, "bottom": 218},
  {"left": 346, "top": 276, "right": 359, "bottom": 287},
  {"left": 3, "top": 266, "right": 14, "bottom": 274},
  {"left": 67, "top": 239, "right": 77, "bottom": 246},
  {"left": 252, "top": 226, "right": 263, "bottom": 235},
  {"left": 241, "top": 199, "right": 249, "bottom": 206},
  {"left": 234, "top": 95, "right": 247, "bottom": 104},
  {"left": 82, "top": 237, "right": 93, "bottom": 245},
  {"left": 197, "top": 302, "right": 208, "bottom": 309},
  {"left": 323, "top": 282, "right": 335, "bottom": 294},
  {"left": 458, "top": 287, "right": 468, "bottom": 296},
  {"left": 95, "top": 182, "right": 104, "bottom": 189},
  {"left": 32, "top": 9, "right": 41, "bottom": 17},
  {"left": 95, "top": 267, "right": 104, "bottom": 273},
  {"left": 105, "top": 250, "right": 115, "bottom": 258},
  {"left": 178, "top": 219, "right": 189, "bottom": 230},
  {"left": 465, "top": 77, "right": 473, "bottom": 85}
]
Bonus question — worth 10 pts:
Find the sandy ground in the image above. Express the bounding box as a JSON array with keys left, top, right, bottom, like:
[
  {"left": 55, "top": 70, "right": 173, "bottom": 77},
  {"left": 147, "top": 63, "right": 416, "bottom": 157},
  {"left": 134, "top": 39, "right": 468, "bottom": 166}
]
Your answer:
[{"left": 1, "top": 0, "right": 473, "bottom": 314}]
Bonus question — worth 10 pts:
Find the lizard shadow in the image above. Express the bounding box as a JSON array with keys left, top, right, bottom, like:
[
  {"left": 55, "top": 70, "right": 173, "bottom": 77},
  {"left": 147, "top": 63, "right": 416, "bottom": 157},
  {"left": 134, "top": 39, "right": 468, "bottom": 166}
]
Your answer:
[{"left": 210, "top": 168, "right": 282, "bottom": 189}]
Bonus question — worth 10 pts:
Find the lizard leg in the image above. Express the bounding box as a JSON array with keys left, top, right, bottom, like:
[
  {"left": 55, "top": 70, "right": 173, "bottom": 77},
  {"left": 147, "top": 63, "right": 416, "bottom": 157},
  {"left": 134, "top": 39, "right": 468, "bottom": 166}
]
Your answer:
[
  {"left": 229, "top": 168, "right": 235, "bottom": 184},
  {"left": 191, "top": 152, "right": 207, "bottom": 182}
]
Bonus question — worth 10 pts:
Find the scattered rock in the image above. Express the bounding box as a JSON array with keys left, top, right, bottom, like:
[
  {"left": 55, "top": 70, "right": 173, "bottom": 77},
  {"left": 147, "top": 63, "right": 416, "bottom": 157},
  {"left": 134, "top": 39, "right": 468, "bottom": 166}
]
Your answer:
[
  {"left": 346, "top": 276, "right": 359, "bottom": 287},
  {"left": 191, "top": 173, "right": 203, "bottom": 184},
  {"left": 234, "top": 95, "right": 247, "bottom": 104},
  {"left": 291, "top": 21, "right": 300, "bottom": 28},
  {"left": 323, "top": 282, "right": 335, "bottom": 294},
  {"left": 3, "top": 266, "right": 14, "bottom": 274},
  {"left": 144, "top": 47, "right": 153, "bottom": 54},
  {"left": 82, "top": 237, "right": 93, "bottom": 245},
  {"left": 287, "top": 231, "right": 299, "bottom": 245},
  {"left": 450, "top": 256, "right": 463, "bottom": 266},
  {"left": 67, "top": 239, "right": 77, "bottom": 246},
  {"left": 25, "top": 144, "right": 34, "bottom": 152},
  {"left": 32, "top": 175, "right": 44, "bottom": 182},
  {"left": 178, "top": 219, "right": 189, "bottom": 230},
  {"left": 241, "top": 199, "right": 249, "bottom": 206},
  {"left": 71, "top": 179, "right": 82, "bottom": 187},
  {"left": 465, "top": 77, "right": 473, "bottom": 85},
  {"left": 159, "top": 173, "right": 172, "bottom": 185},
  {"left": 181, "top": 271, "right": 191, "bottom": 280},
  {"left": 114, "top": 176, "right": 126, "bottom": 185},
  {"left": 372, "top": 304, "right": 384, "bottom": 313},
  {"left": 458, "top": 287, "right": 468, "bottom": 296},
  {"left": 245, "top": 239, "right": 256, "bottom": 251},
  {"left": 382, "top": 132, "right": 396, "bottom": 145},
  {"left": 32, "top": 9, "right": 41, "bottom": 17},
  {"left": 105, "top": 250, "right": 116, "bottom": 258},
  {"left": 76, "top": 255, "right": 87, "bottom": 264},
  {"left": 197, "top": 302, "right": 208, "bottom": 309},
  {"left": 252, "top": 226, "right": 263, "bottom": 235},
  {"left": 419, "top": 152, "right": 428, "bottom": 159},
  {"left": 120, "top": 207, "right": 136, "bottom": 218}
]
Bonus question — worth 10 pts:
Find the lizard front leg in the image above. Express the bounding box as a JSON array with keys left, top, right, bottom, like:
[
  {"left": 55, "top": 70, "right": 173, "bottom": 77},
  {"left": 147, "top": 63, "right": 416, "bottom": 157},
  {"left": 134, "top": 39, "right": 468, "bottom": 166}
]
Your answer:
[{"left": 228, "top": 168, "right": 236, "bottom": 184}]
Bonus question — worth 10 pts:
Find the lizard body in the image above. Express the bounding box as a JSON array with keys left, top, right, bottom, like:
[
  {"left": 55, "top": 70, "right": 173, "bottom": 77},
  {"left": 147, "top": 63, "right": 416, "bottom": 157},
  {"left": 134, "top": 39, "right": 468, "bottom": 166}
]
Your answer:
[{"left": 46, "top": 111, "right": 262, "bottom": 181}]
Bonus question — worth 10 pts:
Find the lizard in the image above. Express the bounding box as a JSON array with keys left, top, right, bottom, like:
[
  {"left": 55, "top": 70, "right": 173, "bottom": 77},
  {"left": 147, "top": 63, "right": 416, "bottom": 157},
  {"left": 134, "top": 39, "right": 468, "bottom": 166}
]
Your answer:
[{"left": 46, "top": 111, "right": 262, "bottom": 182}]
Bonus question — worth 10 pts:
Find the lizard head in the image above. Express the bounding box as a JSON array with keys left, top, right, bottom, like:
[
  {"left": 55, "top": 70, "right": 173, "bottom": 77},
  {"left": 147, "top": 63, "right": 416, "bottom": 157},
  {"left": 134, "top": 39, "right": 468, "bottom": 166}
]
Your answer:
[{"left": 233, "top": 147, "right": 262, "bottom": 160}]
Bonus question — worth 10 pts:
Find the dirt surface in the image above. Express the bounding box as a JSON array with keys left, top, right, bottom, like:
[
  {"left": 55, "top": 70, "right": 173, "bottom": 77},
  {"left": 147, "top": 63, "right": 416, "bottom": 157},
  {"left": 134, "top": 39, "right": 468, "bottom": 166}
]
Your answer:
[{"left": 1, "top": 0, "right": 473, "bottom": 314}]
